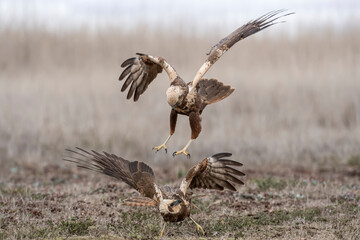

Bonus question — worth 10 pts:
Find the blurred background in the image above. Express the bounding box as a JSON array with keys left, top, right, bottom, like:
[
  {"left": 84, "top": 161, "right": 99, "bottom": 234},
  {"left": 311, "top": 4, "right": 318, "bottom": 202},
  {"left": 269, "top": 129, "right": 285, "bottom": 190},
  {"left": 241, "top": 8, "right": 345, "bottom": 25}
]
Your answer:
[{"left": 0, "top": 0, "right": 360, "bottom": 175}]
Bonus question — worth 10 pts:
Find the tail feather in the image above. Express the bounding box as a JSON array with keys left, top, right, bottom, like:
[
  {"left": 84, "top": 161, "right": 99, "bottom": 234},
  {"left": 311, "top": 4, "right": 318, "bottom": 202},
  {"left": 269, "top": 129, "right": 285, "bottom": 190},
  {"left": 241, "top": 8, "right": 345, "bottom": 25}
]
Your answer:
[{"left": 197, "top": 78, "right": 234, "bottom": 104}]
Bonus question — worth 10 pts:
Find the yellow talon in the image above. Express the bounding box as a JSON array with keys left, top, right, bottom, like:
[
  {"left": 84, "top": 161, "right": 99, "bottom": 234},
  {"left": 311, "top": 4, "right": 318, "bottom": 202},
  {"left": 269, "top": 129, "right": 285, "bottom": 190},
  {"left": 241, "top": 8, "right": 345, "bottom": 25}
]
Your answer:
[
  {"left": 195, "top": 224, "right": 205, "bottom": 235},
  {"left": 190, "top": 216, "right": 205, "bottom": 235},
  {"left": 152, "top": 144, "right": 167, "bottom": 153},
  {"left": 153, "top": 135, "right": 172, "bottom": 153},
  {"left": 172, "top": 139, "right": 193, "bottom": 158},
  {"left": 172, "top": 149, "right": 190, "bottom": 158}
]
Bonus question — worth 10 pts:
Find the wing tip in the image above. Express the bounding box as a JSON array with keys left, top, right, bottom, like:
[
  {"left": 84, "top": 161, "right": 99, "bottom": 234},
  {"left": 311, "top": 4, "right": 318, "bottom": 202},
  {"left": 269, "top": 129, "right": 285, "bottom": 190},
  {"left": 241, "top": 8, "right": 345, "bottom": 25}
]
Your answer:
[
  {"left": 121, "top": 57, "right": 136, "bottom": 68},
  {"left": 212, "top": 152, "right": 232, "bottom": 158}
]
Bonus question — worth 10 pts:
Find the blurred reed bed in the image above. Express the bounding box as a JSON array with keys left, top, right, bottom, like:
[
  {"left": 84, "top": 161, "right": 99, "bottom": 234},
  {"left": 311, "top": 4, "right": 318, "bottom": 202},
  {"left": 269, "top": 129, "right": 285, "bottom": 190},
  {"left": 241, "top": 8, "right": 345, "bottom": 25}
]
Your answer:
[{"left": 0, "top": 25, "right": 359, "bottom": 172}]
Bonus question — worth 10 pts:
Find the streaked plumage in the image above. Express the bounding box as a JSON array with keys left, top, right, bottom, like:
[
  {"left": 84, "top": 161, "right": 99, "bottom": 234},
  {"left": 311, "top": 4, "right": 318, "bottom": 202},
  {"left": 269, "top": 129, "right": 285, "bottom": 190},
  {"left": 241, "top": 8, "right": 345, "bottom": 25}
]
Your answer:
[
  {"left": 64, "top": 148, "right": 245, "bottom": 236},
  {"left": 118, "top": 10, "right": 293, "bottom": 157}
]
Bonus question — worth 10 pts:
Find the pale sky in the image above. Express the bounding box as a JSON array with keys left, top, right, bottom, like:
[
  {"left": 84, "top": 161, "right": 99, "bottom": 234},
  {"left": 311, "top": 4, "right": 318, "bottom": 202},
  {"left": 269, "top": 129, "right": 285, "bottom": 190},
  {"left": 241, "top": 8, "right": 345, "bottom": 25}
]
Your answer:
[{"left": 0, "top": 0, "right": 359, "bottom": 34}]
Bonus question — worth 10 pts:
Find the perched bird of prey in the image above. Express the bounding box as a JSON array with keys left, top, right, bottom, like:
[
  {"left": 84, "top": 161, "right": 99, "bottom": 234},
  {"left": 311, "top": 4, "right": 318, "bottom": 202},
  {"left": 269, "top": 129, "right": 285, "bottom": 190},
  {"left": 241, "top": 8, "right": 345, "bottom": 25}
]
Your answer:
[
  {"left": 118, "top": 10, "right": 293, "bottom": 157},
  {"left": 64, "top": 148, "right": 245, "bottom": 237}
]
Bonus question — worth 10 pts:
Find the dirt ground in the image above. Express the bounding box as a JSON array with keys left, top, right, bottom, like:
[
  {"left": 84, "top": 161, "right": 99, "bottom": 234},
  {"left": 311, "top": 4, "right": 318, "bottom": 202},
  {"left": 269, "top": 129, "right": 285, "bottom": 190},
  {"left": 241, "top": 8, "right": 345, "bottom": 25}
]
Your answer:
[{"left": 0, "top": 156, "right": 359, "bottom": 239}]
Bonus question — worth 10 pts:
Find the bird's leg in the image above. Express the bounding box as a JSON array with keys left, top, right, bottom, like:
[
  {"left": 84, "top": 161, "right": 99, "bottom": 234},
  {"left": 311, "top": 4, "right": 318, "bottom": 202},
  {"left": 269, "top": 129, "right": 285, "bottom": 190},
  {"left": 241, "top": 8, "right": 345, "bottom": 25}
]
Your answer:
[
  {"left": 191, "top": 202, "right": 202, "bottom": 212},
  {"left": 173, "top": 112, "right": 201, "bottom": 158},
  {"left": 153, "top": 110, "right": 177, "bottom": 154},
  {"left": 153, "top": 135, "right": 172, "bottom": 153},
  {"left": 159, "top": 221, "right": 167, "bottom": 238},
  {"left": 189, "top": 216, "right": 205, "bottom": 235},
  {"left": 172, "top": 139, "right": 193, "bottom": 158}
]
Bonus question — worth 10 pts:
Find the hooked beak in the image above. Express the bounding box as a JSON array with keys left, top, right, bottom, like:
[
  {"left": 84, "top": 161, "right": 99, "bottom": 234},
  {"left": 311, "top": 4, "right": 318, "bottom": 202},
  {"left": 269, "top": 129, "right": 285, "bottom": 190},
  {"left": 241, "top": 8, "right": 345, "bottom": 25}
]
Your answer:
[{"left": 170, "top": 199, "right": 182, "bottom": 207}]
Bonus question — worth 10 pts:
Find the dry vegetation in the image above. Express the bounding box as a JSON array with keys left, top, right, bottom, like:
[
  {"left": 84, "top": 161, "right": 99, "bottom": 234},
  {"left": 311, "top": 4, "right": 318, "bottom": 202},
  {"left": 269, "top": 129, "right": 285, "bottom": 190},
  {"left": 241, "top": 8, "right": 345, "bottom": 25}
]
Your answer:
[{"left": 0, "top": 24, "right": 359, "bottom": 239}]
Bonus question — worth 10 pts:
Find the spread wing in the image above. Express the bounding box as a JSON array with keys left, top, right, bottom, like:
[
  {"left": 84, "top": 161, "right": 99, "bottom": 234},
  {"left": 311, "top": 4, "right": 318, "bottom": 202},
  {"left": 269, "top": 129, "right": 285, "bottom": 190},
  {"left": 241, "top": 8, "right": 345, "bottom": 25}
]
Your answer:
[
  {"left": 119, "top": 53, "right": 178, "bottom": 101},
  {"left": 63, "top": 147, "right": 163, "bottom": 203},
  {"left": 191, "top": 9, "right": 294, "bottom": 91},
  {"left": 179, "top": 153, "right": 245, "bottom": 195}
]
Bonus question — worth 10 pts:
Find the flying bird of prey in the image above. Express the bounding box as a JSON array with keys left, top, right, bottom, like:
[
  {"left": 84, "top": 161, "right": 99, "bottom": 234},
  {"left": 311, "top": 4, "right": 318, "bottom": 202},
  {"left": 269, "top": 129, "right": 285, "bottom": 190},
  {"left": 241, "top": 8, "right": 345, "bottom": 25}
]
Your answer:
[
  {"left": 64, "top": 148, "right": 245, "bottom": 237},
  {"left": 118, "top": 10, "right": 293, "bottom": 157}
]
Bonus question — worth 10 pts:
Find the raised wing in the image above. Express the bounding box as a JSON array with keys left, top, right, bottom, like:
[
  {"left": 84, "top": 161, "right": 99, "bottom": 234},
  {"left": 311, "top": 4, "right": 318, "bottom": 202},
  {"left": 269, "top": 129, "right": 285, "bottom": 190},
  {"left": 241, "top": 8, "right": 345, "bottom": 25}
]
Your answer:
[
  {"left": 64, "top": 147, "right": 162, "bottom": 202},
  {"left": 191, "top": 9, "right": 294, "bottom": 90},
  {"left": 179, "top": 153, "right": 245, "bottom": 195},
  {"left": 119, "top": 53, "right": 178, "bottom": 101}
]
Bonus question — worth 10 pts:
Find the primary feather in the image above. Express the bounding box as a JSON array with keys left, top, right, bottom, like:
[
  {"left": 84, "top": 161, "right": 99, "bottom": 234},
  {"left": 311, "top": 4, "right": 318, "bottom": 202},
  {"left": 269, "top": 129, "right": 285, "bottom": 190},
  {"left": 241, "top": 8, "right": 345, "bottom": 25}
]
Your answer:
[
  {"left": 179, "top": 153, "right": 245, "bottom": 194},
  {"left": 63, "top": 147, "right": 159, "bottom": 201}
]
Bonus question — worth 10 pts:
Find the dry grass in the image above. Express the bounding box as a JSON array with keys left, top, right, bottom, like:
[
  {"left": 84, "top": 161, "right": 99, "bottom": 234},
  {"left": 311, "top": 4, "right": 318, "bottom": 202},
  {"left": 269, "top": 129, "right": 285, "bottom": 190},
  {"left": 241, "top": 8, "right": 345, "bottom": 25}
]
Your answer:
[
  {"left": 0, "top": 24, "right": 359, "bottom": 239},
  {"left": 0, "top": 163, "right": 358, "bottom": 239}
]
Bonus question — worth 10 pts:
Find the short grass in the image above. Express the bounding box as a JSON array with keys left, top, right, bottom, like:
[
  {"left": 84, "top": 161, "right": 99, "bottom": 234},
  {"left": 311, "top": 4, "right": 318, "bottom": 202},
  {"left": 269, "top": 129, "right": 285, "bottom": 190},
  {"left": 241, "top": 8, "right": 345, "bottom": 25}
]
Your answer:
[{"left": 0, "top": 163, "right": 359, "bottom": 239}]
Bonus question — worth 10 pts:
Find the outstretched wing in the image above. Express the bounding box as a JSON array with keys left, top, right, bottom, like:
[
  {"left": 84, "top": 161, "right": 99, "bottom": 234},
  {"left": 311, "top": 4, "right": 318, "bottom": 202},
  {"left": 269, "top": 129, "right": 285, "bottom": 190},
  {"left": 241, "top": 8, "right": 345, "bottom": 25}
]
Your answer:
[
  {"left": 63, "top": 147, "right": 163, "bottom": 202},
  {"left": 119, "top": 53, "right": 178, "bottom": 101},
  {"left": 191, "top": 9, "right": 294, "bottom": 90},
  {"left": 179, "top": 153, "right": 245, "bottom": 195}
]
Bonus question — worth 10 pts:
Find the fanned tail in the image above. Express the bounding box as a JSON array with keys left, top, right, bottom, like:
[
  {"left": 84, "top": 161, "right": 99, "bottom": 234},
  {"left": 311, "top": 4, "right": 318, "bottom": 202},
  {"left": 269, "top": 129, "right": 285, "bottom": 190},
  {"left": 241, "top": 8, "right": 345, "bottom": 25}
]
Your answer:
[{"left": 196, "top": 78, "right": 234, "bottom": 105}]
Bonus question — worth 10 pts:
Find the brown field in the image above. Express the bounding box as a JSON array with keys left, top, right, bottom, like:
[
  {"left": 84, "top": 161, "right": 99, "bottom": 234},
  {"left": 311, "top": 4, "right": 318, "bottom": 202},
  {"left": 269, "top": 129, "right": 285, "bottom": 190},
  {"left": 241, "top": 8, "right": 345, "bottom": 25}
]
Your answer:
[{"left": 0, "top": 24, "right": 359, "bottom": 239}]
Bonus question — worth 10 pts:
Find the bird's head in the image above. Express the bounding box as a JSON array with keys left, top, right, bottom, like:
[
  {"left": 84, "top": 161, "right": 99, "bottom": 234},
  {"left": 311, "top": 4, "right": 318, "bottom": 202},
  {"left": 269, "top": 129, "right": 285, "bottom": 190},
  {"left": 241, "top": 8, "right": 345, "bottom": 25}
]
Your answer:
[{"left": 159, "top": 197, "right": 190, "bottom": 222}]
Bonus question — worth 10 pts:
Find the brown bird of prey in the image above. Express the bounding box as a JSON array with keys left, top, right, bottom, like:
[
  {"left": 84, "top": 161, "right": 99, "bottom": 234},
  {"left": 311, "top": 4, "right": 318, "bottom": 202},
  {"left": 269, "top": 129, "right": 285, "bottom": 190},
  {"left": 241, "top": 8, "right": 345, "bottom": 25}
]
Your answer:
[
  {"left": 64, "top": 148, "right": 245, "bottom": 237},
  {"left": 118, "top": 10, "right": 292, "bottom": 157}
]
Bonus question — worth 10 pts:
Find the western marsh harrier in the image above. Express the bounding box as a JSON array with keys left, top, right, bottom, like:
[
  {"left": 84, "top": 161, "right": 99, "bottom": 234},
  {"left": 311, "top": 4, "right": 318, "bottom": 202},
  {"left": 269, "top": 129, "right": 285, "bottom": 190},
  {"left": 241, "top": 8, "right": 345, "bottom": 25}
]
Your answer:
[
  {"left": 118, "top": 10, "right": 293, "bottom": 157},
  {"left": 64, "top": 148, "right": 245, "bottom": 237}
]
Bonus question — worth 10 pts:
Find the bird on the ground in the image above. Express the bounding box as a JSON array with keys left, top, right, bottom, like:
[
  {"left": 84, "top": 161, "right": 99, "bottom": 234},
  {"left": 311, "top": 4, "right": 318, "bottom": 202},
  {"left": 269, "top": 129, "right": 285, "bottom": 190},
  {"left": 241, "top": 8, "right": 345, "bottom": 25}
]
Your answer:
[
  {"left": 118, "top": 10, "right": 293, "bottom": 157},
  {"left": 64, "top": 148, "right": 245, "bottom": 237}
]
